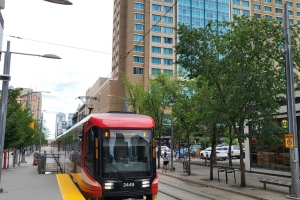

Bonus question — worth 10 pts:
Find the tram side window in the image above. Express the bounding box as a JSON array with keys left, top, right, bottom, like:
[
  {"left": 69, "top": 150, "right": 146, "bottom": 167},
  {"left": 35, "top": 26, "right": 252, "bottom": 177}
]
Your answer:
[{"left": 85, "top": 129, "right": 95, "bottom": 175}]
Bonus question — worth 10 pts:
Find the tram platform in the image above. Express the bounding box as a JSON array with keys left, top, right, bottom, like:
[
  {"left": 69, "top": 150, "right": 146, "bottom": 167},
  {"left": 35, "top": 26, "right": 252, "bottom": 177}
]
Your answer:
[{"left": 0, "top": 146, "right": 84, "bottom": 200}]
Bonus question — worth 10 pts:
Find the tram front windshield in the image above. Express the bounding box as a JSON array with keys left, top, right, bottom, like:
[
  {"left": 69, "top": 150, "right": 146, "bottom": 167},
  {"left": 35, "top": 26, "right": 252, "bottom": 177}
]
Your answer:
[{"left": 102, "top": 130, "right": 152, "bottom": 178}]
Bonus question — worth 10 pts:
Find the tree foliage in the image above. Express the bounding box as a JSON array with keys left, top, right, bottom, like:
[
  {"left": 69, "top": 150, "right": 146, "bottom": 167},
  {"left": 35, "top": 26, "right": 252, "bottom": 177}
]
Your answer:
[
  {"left": 4, "top": 88, "right": 35, "bottom": 150},
  {"left": 175, "top": 15, "right": 296, "bottom": 186}
]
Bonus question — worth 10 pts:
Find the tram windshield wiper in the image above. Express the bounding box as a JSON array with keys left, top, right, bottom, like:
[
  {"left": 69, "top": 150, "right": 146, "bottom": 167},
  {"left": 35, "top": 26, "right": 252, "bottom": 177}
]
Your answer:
[{"left": 104, "top": 158, "right": 126, "bottom": 180}]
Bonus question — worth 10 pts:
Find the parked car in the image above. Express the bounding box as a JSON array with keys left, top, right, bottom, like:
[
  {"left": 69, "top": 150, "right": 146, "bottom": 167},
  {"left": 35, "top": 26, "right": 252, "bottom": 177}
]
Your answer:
[
  {"left": 222, "top": 145, "right": 245, "bottom": 159},
  {"left": 190, "top": 145, "right": 201, "bottom": 154},
  {"left": 200, "top": 147, "right": 228, "bottom": 160},
  {"left": 161, "top": 149, "right": 175, "bottom": 158},
  {"left": 156, "top": 146, "right": 170, "bottom": 156}
]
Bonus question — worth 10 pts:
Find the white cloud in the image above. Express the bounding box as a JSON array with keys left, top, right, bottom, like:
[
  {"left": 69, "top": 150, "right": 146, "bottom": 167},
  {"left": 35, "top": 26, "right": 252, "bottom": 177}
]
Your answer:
[{"left": 1, "top": 0, "right": 113, "bottom": 138}]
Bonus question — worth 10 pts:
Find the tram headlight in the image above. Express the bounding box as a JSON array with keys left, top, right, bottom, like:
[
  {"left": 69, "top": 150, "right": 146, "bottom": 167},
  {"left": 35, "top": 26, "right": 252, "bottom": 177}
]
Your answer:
[
  {"left": 142, "top": 180, "right": 150, "bottom": 188},
  {"left": 105, "top": 182, "right": 114, "bottom": 189}
]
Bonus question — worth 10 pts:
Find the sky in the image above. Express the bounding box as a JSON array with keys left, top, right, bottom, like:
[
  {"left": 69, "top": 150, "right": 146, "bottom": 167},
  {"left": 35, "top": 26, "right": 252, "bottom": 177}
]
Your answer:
[{"left": 1, "top": 0, "right": 113, "bottom": 139}]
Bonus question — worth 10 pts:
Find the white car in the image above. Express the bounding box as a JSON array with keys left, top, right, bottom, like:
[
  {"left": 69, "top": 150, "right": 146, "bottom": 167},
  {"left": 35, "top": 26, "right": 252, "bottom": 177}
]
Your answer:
[
  {"left": 222, "top": 145, "right": 245, "bottom": 159},
  {"left": 155, "top": 146, "right": 169, "bottom": 156},
  {"left": 161, "top": 149, "right": 174, "bottom": 158},
  {"left": 200, "top": 147, "right": 228, "bottom": 160}
]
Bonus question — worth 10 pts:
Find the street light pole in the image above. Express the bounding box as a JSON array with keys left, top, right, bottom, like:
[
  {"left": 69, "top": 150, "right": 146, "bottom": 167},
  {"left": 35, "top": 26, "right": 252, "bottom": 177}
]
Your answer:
[
  {"left": 0, "top": 41, "right": 11, "bottom": 193},
  {"left": 0, "top": 41, "right": 60, "bottom": 193},
  {"left": 284, "top": 3, "right": 300, "bottom": 197},
  {"left": 39, "top": 112, "right": 44, "bottom": 154}
]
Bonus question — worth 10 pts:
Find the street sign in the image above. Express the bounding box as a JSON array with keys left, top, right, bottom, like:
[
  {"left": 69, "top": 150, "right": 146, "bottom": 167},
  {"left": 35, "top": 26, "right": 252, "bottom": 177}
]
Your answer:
[
  {"left": 281, "top": 119, "right": 288, "bottom": 128},
  {"left": 285, "top": 134, "right": 294, "bottom": 148}
]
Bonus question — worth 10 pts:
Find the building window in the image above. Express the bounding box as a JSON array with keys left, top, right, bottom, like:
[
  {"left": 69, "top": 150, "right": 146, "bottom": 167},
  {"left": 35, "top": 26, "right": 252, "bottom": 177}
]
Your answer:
[
  {"left": 152, "top": 46, "right": 161, "bottom": 53},
  {"left": 290, "top": 19, "right": 293, "bottom": 24},
  {"left": 164, "top": 27, "right": 173, "bottom": 34},
  {"left": 264, "top": 6, "right": 271, "bottom": 12},
  {"left": 164, "top": 48, "right": 173, "bottom": 55},
  {"left": 276, "top": 8, "right": 282, "bottom": 14},
  {"left": 233, "top": 8, "right": 240, "bottom": 14},
  {"left": 298, "top": 12, "right": 300, "bottom": 17},
  {"left": 134, "top": 34, "right": 144, "bottom": 41},
  {"left": 152, "top": 14, "right": 161, "bottom": 21},
  {"left": 298, "top": 21, "right": 300, "bottom": 26},
  {"left": 151, "top": 68, "right": 161, "bottom": 75},
  {"left": 288, "top": 10, "right": 293, "bottom": 15},
  {"left": 297, "top": 3, "right": 300, "bottom": 8},
  {"left": 152, "top": 36, "right": 161, "bottom": 43},
  {"left": 164, "top": 37, "right": 173, "bottom": 44},
  {"left": 133, "top": 67, "right": 144, "bottom": 74},
  {"left": 275, "top": 0, "right": 282, "bottom": 5},
  {"left": 134, "top": 45, "right": 144, "bottom": 52},
  {"left": 152, "top": 57, "right": 161, "bottom": 64},
  {"left": 152, "top": 25, "right": 161, "bottom": 32},
  {"left": 163, "top": 69, "right": 173, "bottom": 76},
  {"left": 164, "top": 16, "right": 173, "bottom": 23},
  {"left": 134, "top": 2, "right": 144, "bottom": 10},
  {"left": 233, "top": 0, "right": 240, "bottom": 5},
  {"left": 152, "top": 4, "right": 161, "bottom": 11},
  {"left": 276, "top": 17, "right": 282, "bottom": 22},
  {"left": 254, "top": 4, "right": 260, "bottom": 10},
  {"left": 264, "top": 0, "right": 271, "bottom": 3},
  {"left": 134, "top": 56, "right": 144, "bottom": 63},
  {"left": 242, "top": 1, "right": 249, "bottom": 6},
  {"left": 254, "top": 13, "right": 261, "bottom": 18},
  {"left": 134, "top": 24, "right": 144, "bottom": 31},
  {"left": 265, "top": 15, "right": 272, "bottom": 20},
  {"left": 164, "top": 59, "right": 173, "bottom": 65},
  {"left": 287, "top": 2, "right": 292, "bottom": 7},
  {"left": 134, "top": 13, "right": 144, "bottom": 20},
  {"left": 242, "top": 10, "right": 250, "bottom": 16},
  {"left": 164, "top": 0, "right": 172, "bottom": 2},
  {"left": 164, "top": 6, "right": 173, "bottom": 13}
]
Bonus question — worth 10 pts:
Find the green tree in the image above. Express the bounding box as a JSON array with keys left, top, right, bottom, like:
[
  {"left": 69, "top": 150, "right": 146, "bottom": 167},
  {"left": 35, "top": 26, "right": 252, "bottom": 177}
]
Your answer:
[
  {"left": 172, "top": 79, "right": 200, "bottom": 175},
  {"left": 5, "top": 88, "right": 35, "bottom": 150},
  {"left": 175, "top": 16, "right": 294, "bottom": 186},
  {"left": 123, "top": 73, "right": 178, "bottom": 168}
]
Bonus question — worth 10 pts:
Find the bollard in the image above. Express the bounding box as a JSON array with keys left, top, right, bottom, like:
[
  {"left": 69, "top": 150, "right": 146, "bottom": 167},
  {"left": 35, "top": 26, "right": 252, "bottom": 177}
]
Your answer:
[
  {"left": 3, "top": 150, "right": 7, "bottom": 169},
  {"left": 205, "top": 153, "right": 208, "bottom": 165}
]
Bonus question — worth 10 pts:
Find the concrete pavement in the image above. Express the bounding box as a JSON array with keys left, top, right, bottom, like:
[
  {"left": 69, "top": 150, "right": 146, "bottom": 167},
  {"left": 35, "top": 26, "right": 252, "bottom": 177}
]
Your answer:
[
  {"left": 159, "top": 157, "right": 294, "bottom": 200},
  {"left": 0, "top": 147, "right": 62, "bottom": 200},
  {"left": 0, "top": 147, "right": 296, "bottom": 200}
]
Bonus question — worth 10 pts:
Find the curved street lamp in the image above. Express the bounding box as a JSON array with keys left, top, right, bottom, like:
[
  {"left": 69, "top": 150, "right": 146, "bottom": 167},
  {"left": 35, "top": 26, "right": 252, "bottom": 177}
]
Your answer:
[
  {"left": 43, "top": 0, "right": 73, "bottom": 5},
  {"left": 0, "top": 41, "right": 61, "bottom": 193}
]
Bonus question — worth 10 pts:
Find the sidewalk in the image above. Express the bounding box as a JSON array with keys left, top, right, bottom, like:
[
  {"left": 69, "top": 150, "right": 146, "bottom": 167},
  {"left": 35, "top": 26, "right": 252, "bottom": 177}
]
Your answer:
[
  {"left": 158, "top": 158, "right": 294, "bottom": 200},
  {"left": 0, "top": 147, "right": 62, "bottom": 200}
]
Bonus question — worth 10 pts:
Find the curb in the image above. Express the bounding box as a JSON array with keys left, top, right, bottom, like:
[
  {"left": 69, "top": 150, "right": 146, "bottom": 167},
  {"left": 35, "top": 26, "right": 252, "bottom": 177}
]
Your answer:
[{"left": 158, "top": 171, "right": 269, "bottom": 200}]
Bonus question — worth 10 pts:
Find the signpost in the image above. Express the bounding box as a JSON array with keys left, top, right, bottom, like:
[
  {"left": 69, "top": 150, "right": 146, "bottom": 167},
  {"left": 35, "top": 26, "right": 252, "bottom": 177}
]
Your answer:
[{"left": 285, "top": 134, "right": 294, "bottom": 149}]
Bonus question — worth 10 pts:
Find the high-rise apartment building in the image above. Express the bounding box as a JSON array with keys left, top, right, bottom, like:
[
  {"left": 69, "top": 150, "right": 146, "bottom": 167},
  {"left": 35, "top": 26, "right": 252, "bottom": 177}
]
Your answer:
[
  {"left": 110, "top": 0, "right": 231, "bottom": 104},
  {"left": 96, "top": 0, "right": 300, "bottom": 112}
]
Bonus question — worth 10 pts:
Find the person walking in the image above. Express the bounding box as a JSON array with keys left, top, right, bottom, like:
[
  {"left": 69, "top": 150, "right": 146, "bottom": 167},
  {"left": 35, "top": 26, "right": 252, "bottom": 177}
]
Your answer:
[{"left": 162, "top": 152, "right": 169, "bottom": 173}]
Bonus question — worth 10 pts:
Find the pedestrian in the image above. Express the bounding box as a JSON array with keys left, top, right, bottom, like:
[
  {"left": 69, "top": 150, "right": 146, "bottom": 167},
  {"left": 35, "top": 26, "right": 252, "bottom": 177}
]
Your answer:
[{"left": 162, "top": 152, "right": 169, "bottom": 173}]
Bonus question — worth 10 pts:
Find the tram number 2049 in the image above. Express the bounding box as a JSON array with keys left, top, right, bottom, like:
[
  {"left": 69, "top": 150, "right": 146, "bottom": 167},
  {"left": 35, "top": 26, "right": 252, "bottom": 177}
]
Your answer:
[{"left": 123, "top": 182, "right": 135, "bottom": 187}]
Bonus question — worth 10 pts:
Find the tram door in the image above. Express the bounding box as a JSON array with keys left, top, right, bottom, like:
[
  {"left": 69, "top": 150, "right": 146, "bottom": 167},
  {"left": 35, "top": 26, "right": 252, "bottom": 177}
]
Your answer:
[{"left": 85, "top": 127, "right": 100, "bottom": 178}]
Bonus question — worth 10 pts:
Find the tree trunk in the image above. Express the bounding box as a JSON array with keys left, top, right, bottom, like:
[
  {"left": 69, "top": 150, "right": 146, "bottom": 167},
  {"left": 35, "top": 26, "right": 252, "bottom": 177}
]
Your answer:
[
  {"left": 157, "top": 132, "right": 161, "bottom": 169},
  {"left": 239, "top": 140, "right": 246, "bottom": 187},
  {"left": 228, "top": 125, "right": 233, "bottom": 166},
  {"left": 187, "top": 135, "right": 191, "bottom": 175}
]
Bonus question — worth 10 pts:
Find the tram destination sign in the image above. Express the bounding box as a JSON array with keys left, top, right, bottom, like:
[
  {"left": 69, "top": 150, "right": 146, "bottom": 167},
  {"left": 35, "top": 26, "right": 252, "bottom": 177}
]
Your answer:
[{"left": 285, "top": 134, "right": 294, "bottom": 148}]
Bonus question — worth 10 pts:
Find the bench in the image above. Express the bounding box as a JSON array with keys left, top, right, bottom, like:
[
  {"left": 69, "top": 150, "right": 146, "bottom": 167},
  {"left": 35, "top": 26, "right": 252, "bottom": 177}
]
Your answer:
[
  {"left": 258, "top": 178, "right": 292, "bottom": 194},
  {"left": 218, "top": 167, "right": 237, "bottom": 184}
]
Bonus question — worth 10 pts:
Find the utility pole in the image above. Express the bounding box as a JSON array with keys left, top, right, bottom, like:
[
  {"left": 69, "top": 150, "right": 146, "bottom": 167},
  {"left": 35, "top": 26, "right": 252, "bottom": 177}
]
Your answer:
[
  {"left": 284, "top": 2, "right": 300, "bottom": 197},
  {"left": 170, "top": 118, "right": 174, "bottom": 171},
  {"left": 39, "top": 113, "right": 44, "bottom": 154}
]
